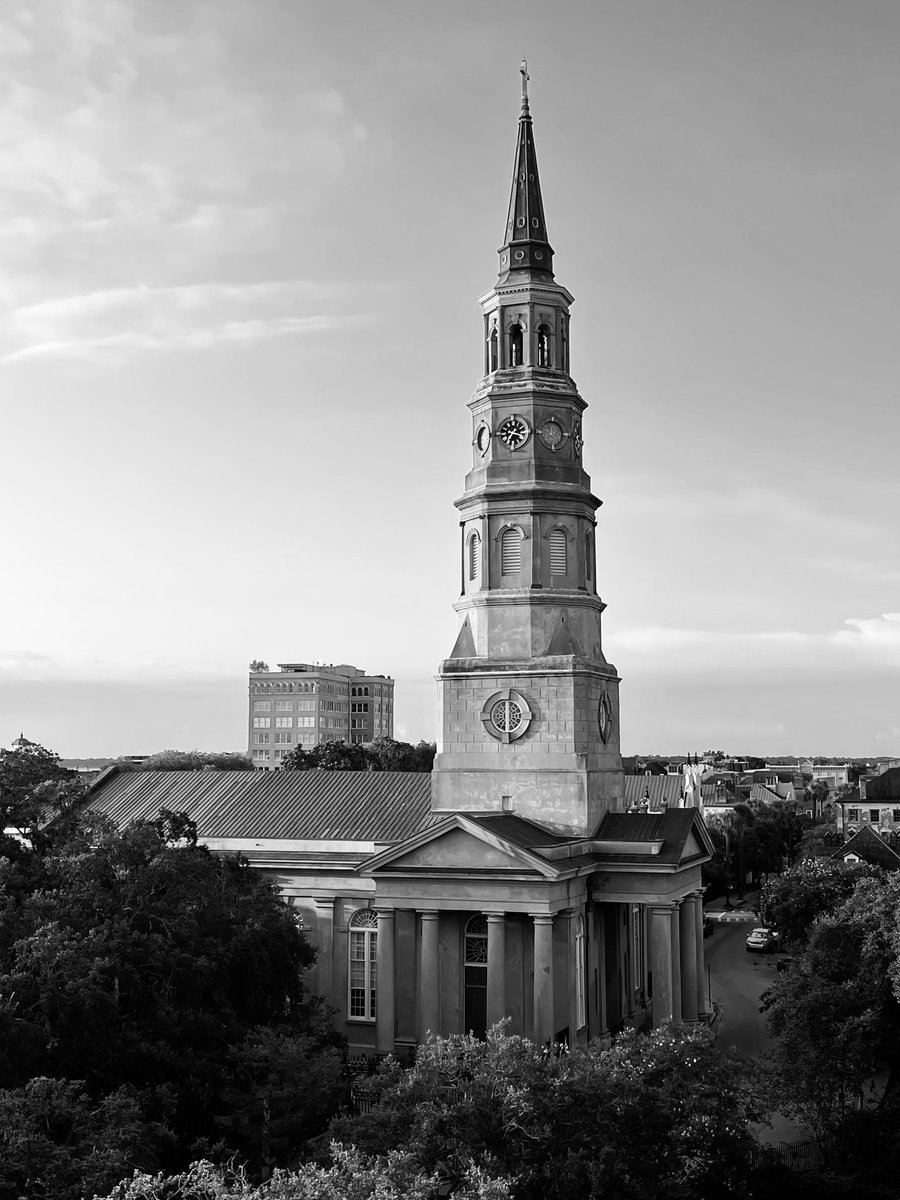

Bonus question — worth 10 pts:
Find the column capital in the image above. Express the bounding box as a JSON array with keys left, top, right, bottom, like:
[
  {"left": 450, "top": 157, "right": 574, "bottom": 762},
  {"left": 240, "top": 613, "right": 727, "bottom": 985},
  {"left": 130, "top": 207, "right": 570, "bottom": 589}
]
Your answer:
[
  {"left": 375, "top": 906, "right": 396, "bottom": 918},
  {"left": 530, "top": 912, "right": 554, "bottom": 925},
  {"left": 313, "top": 896, "right": 335, "bottom": 910},
  {"left": 418, "top": 909, "right": 440, "bottom": 920},
  {"left": 649, "top": 901, "right": 679, "bottom": 914},
  {"left": 484, "top": 910, "right": 506, "bottom": 922}
]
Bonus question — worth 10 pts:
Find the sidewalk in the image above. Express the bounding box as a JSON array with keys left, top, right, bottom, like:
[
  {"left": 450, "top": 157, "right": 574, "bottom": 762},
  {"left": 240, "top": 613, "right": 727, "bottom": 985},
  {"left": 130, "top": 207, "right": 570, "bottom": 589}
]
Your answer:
[{"left": 704, "top": 896, "right": 759, "bottom": 923}]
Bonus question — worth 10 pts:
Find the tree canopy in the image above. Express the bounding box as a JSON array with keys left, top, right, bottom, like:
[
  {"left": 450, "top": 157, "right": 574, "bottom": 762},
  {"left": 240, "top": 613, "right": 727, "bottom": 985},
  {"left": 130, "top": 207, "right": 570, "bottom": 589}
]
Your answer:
[
  {"left": 330, "top": 1025, "right": 762, "bottom": 1200},
  {"left": 0, "top": 740, "right": 344, "bottom": 1199},
  {"left": 759, "top": 858, "right": 880, "bottom": 948},
  {"left": 762, "top": 871, "right": 900, "bottom": 1142},
  {"left": 281, "top": 737, "right": 435, "bottom": 773}
]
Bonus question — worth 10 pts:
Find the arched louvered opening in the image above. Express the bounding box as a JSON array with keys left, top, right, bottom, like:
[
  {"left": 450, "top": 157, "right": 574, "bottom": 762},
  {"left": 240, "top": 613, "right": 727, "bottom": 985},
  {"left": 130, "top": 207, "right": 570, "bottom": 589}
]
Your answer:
[
  {"left": 509, "top": 323, "right": 524, "bottom": 367},
  {"left": 489, "top": 328, "right": 498, "bottom": 372},
  {"left": 500, "top": 527, "right": 523, "bottom": 576},
  {"left": 537, "top": 324, "right": 551, "bottom": 368},
  {"left": 468, "top": 530, "right": 481, "bottom": 582},
  {"left": 550, "top": 529, "right": 567, "bottom": 576},
  {"left": 585, "top": 531, "right": 593, "bottom": 582}
]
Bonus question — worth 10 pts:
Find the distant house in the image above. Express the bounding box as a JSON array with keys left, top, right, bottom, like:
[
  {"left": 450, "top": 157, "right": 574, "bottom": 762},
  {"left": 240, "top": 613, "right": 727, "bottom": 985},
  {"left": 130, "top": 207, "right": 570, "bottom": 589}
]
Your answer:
[
  {"left": 623, "top": 774, "right": 683, "bottom": 809},
  {"left": 836, "top": 772, "right": 900, "bottom": 838},
  {"left": 830, "top": 825, "right": 900, "bottom": 872}
]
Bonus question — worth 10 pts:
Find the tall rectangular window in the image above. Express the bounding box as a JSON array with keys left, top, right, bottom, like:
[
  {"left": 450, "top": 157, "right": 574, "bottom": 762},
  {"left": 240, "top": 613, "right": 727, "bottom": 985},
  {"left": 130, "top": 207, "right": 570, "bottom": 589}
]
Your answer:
[{"left": 348, "top": 911, "right": 378, "bottom": 1020}]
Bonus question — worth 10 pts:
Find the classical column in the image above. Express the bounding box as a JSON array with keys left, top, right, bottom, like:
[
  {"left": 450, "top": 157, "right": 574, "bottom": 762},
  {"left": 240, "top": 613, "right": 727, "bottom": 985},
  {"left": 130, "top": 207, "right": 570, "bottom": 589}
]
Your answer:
[
  {"left": 486, "top": 912, "right": 507, "bottom": 1027},
  {"left": 679, "top": 894, "right": 699, "bottom": 1024},
  {"left": 313, "top": 897, "right": 335, "bottom": 1003},
  {"left": 649, "top": 904, "right": 676, "bottom": 1026},
  {"left": 376, "top": 908, "right": 396, "bottom": 1054},
  {"left": 565, "top": 909, "right": 579, "bottom": 1042},
  {"left": 670, "top": 900, "right": 682, "bottom": 1026},
  {"left": 418, "top": 910, "right": 441, "bottom": 1041},
  {"left": 692, "top": 890, "right": 710, "bottom": 1018},
  {"left": 590, "top": 904, "right": 610, "bottom": 1044},
  {"left": 532, "top": 913, "right": 554, "bottom": 1045}
]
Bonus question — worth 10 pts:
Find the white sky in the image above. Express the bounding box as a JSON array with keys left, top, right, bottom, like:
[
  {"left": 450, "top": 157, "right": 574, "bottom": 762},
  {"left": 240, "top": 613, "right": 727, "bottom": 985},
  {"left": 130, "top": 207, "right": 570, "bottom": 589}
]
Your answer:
[{"left": 2, "top": 0, "right": 899, "bottom": 758}]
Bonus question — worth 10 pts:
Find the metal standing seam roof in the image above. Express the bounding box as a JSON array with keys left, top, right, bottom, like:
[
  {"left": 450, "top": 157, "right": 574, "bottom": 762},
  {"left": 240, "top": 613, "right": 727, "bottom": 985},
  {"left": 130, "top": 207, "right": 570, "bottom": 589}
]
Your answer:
[
  {"left": 88, "top": 769, "right": 436, "bottom": 843},
  {"left": 623, "top": 775, "right": 684, "bottom": 808}
]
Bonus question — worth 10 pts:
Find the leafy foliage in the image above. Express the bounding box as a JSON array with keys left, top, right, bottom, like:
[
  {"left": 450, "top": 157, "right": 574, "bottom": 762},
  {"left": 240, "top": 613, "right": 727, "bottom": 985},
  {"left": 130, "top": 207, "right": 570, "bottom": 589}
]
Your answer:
[
  {"left": 281, "top": 737, "right": 436, "bottom": 773},
  {"left": 759, "top": 858, "right": 880, "bottom": 948},
  {"left": 131, "top": 750, "right": 255, "bottom": 772},
  {"left": 762, "top": 872, "right": 900, "bottom": 1139},
  {"left": 330, "top": 1025, "right": 761, "bottom": 1200},
  {"left": 97, "top": 1145, "right": 512, "bottom": 1200},
  {"left": 0, "top": 736, "right": 84, "bottom": 856},
  {"left": 0, "top": 742, "right": 344, "bottom": 1198}
]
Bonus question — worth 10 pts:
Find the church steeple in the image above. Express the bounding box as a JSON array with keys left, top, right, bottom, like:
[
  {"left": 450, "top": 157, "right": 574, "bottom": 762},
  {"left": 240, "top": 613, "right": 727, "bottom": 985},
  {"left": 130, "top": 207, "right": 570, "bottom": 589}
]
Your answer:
[
  {"left": 498, "top": 61, "right": 554, "bottom": 283},
  {"left": 431, "top": 67, "right": 624, "bottom": 837}
]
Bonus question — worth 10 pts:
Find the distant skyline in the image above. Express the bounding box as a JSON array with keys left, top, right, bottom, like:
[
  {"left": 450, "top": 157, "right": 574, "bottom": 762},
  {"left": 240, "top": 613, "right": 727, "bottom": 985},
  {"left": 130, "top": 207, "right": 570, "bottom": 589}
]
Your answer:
[{"left": 2, "top": 0, "right": 898, "bottom": 758}]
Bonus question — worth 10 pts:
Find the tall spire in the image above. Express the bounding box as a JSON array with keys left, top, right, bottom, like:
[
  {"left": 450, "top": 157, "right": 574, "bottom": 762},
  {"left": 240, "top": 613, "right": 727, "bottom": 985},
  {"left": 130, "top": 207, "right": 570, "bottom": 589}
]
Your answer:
[{"left": 498, "top": 60, "right": 554, "bottom": 282}]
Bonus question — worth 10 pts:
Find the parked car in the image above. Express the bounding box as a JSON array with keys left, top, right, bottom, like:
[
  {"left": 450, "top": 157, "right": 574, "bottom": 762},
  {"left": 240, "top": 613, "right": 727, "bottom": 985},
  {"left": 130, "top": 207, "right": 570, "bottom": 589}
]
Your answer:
[{"left": 745, "top": 927, "right": 779, "bottom": 953}]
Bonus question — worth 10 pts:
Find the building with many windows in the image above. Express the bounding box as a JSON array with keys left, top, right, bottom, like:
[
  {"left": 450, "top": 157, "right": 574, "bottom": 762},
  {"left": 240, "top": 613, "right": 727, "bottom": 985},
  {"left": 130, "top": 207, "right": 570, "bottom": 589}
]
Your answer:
[
  {"left": 248, "top": 662, "right": 394, "bottom": 768},
  {"left": 89, "top": 75, "right": 711, "bottom": 1057}
]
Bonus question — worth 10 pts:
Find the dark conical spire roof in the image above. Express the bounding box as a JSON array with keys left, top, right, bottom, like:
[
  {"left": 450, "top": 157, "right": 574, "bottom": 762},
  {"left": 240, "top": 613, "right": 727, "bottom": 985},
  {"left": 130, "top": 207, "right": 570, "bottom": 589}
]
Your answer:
[{"left": 498, "top": 61, "right": 554, "bottom": 282}]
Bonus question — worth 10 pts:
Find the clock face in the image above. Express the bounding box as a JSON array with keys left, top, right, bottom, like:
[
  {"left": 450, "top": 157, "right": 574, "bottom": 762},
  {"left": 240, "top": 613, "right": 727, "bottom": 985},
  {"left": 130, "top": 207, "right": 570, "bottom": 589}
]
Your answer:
[
  {"left": 475, "top": 423, "right": 491, "bottom": 455},
  {"left": 497, "top": 415, "right": 530, "bottom": 450}
]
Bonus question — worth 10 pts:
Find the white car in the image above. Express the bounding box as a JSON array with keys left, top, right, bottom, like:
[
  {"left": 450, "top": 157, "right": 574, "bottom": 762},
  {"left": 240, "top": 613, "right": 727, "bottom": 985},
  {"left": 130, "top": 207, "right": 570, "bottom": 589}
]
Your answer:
[{"left": 745, "top": 927, "right": 779, "bottom": 953}]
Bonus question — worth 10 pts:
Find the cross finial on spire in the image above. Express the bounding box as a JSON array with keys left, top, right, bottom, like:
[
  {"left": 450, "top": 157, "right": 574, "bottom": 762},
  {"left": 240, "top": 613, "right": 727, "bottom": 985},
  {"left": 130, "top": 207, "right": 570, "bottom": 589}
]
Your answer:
[{"left": 520, "top": 58, "right": 530, "bottom": 110}]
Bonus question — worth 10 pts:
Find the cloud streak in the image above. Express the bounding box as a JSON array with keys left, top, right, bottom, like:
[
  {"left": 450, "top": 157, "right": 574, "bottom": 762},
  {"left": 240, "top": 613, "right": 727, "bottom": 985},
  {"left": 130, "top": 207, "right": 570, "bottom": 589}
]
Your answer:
[
  {"left": 609, "top": 612, "right": 900, "bottom": 668},
  {"left": 3, "top": 278, "right": 377, "bottom": 363}
]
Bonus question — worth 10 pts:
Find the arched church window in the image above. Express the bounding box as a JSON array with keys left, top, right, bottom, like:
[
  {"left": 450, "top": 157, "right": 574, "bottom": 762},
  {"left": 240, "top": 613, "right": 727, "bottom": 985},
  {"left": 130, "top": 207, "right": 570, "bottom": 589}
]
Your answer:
[
  {"left": 489, "top": 328, "right": 498, "bottom": 372},
  {"left": 468, "top": 530, "right": 481, "bottom": 582},
  {"left": 464, "top": 914, "right": 488, "bottom": 1039},
  {"left": 509, "top": 323, "right": 524, "bottom": 367},
  {"left": 537, "top": 324, "right": 551, "bottom": 368},
  {"left": 585, "top": 531, "right": 592, "bottom": 582},
  {"left": 574, "top": 913, "right": 586, "bottom": 1030},
  {"left": 348, "top": 909, "right": 378, "bottom": 1021},
  {"left": 549, "top": 529, "right": 567, "bottom": 576},
  {"left": 500, "top": 527, "right": 523, "bottom": 576},
  {"left": 561, "top": 320, "right": 569, "bottom": 371}
]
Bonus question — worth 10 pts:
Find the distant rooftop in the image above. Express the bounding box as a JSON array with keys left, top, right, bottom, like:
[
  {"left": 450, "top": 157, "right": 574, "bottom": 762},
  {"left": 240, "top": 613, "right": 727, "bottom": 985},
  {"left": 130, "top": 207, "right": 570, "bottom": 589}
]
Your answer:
[{"left": 249, "top": 662, "right": 392, "bottom": 680}]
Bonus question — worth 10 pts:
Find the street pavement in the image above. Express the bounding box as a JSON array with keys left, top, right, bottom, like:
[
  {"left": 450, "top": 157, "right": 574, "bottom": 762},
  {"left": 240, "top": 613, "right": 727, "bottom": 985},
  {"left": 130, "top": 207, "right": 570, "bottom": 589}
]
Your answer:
[{"left": 704, "top": 916, "right": 811, "bottom": 1145}]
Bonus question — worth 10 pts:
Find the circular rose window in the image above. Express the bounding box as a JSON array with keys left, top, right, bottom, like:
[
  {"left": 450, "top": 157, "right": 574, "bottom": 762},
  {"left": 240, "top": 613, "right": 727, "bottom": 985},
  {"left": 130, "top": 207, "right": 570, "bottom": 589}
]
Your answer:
[
  {"left": 491, "top": 698, "right": 522, "bottom": 733},
  {"left": 481, "top": 689, "right": 533, "bottom": 743}
]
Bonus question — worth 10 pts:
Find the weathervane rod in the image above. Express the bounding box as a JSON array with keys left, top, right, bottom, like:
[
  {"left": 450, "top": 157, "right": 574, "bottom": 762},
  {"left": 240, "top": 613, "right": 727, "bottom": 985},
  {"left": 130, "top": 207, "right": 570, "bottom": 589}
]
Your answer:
[{"left": 520, "top": 58, "right": 530, "bottom": 109}]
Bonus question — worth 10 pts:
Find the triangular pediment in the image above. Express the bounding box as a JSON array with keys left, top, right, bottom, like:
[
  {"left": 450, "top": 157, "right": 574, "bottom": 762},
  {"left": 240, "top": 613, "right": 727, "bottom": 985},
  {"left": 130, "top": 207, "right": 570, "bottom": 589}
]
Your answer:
[
  {"left": 361, "top": 815, "right": 558, "bottom": 878},
  {"left": 681, "top": 829, "right": 703, "bottom": 860}
]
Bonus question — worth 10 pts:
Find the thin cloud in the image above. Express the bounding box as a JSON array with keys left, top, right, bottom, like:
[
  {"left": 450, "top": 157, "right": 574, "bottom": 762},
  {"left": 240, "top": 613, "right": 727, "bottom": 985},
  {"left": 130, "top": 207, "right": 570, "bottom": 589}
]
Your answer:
[
  {"left": 609, "top": 612, "right": 900, "bottom": 667},
  {"left": 3, "top": 312, "right": 375, "bottom": 365}
]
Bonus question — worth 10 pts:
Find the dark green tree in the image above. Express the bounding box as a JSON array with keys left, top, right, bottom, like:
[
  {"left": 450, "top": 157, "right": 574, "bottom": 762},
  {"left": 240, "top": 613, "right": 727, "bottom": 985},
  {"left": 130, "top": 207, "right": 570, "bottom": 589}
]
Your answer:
[
  {"left": 331, "top": 1025, "right": 762, "bottom": 1200},
  {"left": 759, "top": 858, "right": 880, "bottom": 949},
  {"left": 0, "top": 786, "right": 344, "bottom": 1195},
  {"left": 0, "top": 737, "right": 84, "bottom": 856},
  {"left": 134, "top": 749, "right": 254, "bottom": 772},
  {"left": 762, "top": 873, "right": 900, "bottom": 1141}
]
